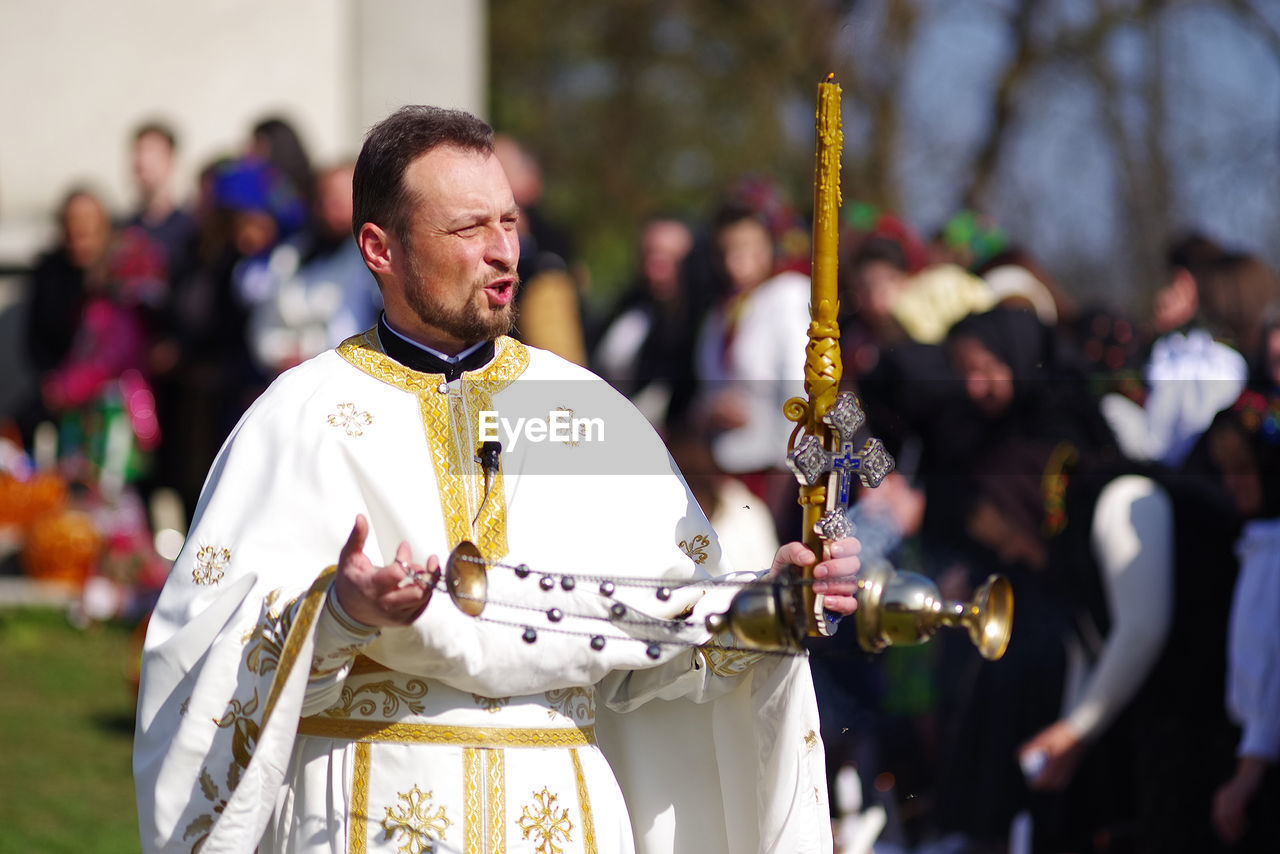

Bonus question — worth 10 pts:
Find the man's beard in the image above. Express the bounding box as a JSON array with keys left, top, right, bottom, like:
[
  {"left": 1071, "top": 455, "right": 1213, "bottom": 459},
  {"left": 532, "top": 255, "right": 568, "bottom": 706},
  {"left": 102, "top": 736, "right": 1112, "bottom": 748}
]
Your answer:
[{"left": 403, "top": 253, "right": 520, "bottom": 346}]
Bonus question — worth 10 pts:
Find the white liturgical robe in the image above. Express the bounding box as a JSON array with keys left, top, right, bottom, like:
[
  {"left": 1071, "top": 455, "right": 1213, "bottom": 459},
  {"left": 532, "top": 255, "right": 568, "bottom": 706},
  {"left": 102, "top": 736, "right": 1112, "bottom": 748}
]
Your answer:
[{"left": 134, "top": 331, "right": 832, "bottom": 854}]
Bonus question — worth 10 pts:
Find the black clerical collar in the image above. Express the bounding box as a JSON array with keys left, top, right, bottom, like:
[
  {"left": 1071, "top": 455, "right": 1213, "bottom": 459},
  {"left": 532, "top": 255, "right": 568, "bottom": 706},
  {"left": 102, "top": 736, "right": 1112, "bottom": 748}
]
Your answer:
[{"left": 377, "top": 315, "right": 496, "bottom": 381}]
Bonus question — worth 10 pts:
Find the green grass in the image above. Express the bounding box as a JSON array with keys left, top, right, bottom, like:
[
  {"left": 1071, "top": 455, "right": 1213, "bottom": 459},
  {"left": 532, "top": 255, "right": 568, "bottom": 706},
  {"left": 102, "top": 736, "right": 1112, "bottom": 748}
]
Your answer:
[{"left": 0, "top": 608, "right": 141, "bottom": 853}]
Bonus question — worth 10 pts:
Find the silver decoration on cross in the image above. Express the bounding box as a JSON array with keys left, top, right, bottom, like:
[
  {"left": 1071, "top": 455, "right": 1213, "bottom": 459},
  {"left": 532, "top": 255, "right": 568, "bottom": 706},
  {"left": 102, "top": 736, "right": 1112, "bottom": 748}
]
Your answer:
[
  {"left": 785, "top": 392, "right": 896, "bottom": 510},
  {"left": 815, "top": 509, "right": 855, "bottom": 541}
]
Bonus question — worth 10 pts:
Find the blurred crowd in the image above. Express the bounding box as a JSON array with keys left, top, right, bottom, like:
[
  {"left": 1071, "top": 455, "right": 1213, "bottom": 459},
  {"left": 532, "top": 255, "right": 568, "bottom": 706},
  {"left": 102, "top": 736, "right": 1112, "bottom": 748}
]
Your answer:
[
  {"left": 584, "top": 185, "right": 1280, "bottom": 853},
  {"left": 2, "top": 115, "right": 1278, "bottom": 854}
]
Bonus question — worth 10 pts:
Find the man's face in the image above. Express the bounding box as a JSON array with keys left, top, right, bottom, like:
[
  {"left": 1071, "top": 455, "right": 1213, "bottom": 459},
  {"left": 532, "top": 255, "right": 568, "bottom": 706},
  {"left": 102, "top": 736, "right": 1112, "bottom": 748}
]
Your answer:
[
  {"left": 641, "top": 220, "right": 692, "bottom": 301},
  {"left": 132, "top": 131, "right": 174, "bottom": 196},
  {"left": 392, "top": 147, "right": 521, "bottom": 352}
]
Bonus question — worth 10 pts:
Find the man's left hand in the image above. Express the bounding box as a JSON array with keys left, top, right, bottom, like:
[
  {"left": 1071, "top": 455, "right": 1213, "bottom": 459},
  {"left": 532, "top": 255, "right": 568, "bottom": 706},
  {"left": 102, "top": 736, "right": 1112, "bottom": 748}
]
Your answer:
[{"left": 770, "top": 538, "right": 861, "bottom": 616}]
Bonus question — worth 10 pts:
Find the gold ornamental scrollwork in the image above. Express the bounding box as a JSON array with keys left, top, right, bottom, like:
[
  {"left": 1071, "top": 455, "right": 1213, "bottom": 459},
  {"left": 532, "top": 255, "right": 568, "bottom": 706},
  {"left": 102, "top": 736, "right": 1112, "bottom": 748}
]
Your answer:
[{"left": 320, "top": 679, "right": 429, "bottom": 719}]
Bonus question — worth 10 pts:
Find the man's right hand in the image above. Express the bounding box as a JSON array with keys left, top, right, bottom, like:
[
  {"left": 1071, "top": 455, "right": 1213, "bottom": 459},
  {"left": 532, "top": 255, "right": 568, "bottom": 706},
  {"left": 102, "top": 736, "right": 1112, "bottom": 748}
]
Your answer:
[{"left": 333, "top": 514, "right": 437, "bottom": 627}]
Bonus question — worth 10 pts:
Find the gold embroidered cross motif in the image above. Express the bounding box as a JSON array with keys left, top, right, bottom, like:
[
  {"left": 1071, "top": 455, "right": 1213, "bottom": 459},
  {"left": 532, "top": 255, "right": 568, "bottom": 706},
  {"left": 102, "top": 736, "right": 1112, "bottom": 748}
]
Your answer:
[
  {"left": 327, "top": 402, "right": 373, "bottom": 437},
  {"left": 516, "top": 788, "right": 574, "bottom": 854},
  {"left": 192, "top": 545, "right": 231, "bottom": 585},
  {"left": 552, "top": 406, "right": 580, "bottom": 446},
  {"left": 679, "top": 533, "right": 711, "bottom": 565},
  {"left": 382, "top": 785, "right": 451, "bottom": 854},
  {"left": 804, "top": 730, "right": 818, "bottom": 751}
]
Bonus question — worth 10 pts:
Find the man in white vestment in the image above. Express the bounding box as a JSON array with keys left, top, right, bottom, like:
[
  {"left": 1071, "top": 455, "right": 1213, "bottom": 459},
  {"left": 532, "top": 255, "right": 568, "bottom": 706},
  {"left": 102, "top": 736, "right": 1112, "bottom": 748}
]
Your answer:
[{"left": 134, "top": 106, "right": 861, "bottom": 854}]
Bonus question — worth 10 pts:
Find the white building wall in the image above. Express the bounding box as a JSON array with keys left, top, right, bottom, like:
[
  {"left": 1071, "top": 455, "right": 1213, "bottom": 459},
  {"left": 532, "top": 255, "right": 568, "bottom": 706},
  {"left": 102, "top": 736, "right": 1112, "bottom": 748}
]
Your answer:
[{"left": 0, "top": 0, "right": 486, "bottom": 259}]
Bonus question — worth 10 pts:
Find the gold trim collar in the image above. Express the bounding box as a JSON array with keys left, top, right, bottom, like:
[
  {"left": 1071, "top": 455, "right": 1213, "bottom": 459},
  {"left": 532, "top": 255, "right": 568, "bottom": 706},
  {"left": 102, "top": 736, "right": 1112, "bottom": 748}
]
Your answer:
[{"left": 336, "top": 329, "right": 529, "bottom": 393}]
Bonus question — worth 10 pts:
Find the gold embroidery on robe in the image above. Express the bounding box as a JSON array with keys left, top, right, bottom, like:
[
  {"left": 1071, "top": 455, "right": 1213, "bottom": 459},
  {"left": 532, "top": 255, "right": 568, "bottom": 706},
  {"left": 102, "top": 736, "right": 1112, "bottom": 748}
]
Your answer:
[
  {"left": 212, "top": 690, "right": 261, "bottom": 769},
  {"left": 245, "top": 590, "right": 286, "bottom": 674},
  {"left": 517, "top": 788, "right": 574, "bottom": 854},
  {"left": 488, "top": 750, "right": 506, "bottom": 854},
  {"left": 472, "top": 694, "right": 511, "bottom": 714},
  {"left": 182, "top": 765, "right": 227, "bottom": 850},
  {"left": 319, "top": 679, "right": 430, "bottom": 718},
  {"left": 192, "top": 545, "right": 230, "bottom": 586},
  {"left": 697, "top": 643, "right": 766, "bottom": 678},
  {"left": 464, "top": 748, "right": 483, "bottom": 854},
  {"left": 351, "top": 741, "right": 371, "bottom": 854},
  {"left": 552, "top": 406, "right": 581, "bottom": 446},
  {"left": 571, "top": 749, "right": 598, "bottom": 854},
  {"left": 544, "top": 687, "right": 595, "bottom": 722},
  {"left": 678, "top": 533, "right": 711, "bottom": 565},
  {"left": 337, "top": 331, "right": 529, "bottom": 560},
  {"left": 328, "top": 402, "right": 374, "bottom": 437},
  {"left": 184, "top": 573, "right": 333, "bottom": 849},
  {"left": 297, "top": 717, "right": 596, "bottom": 748},
  {"left": 382, "top": 784, "right": 451, "bottom": 854}
]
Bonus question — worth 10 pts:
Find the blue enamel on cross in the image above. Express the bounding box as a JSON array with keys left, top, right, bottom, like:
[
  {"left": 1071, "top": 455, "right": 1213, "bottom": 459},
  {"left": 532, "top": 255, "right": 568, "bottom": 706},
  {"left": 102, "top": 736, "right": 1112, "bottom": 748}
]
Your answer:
[{"left": 785, "top": 392, "right": 895, "bottom": 539}]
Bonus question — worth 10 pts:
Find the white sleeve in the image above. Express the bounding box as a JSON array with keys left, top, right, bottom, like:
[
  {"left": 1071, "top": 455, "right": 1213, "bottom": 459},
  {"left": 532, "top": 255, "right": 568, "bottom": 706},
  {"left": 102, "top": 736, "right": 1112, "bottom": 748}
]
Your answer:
[
  {"left": 1065, "top": 475, "right": 1174, "bottom": 741},
  {"left": 1228, "top": 519, "right": 1280, "bottom": 761},
  {"left": 300, "top": 587, "right": 381, "bottom": 716}
]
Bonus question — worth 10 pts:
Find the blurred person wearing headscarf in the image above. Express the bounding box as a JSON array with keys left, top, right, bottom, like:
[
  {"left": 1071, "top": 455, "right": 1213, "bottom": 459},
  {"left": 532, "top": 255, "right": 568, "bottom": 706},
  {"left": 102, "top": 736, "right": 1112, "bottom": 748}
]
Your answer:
[{"left": 949, "top": 438, "right": 1239, "bottom": 854}]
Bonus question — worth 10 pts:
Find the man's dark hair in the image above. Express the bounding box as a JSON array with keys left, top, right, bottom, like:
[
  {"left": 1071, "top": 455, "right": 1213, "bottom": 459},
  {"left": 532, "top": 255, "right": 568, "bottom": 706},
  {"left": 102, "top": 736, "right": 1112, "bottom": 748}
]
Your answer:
[
  {"left": 133, "top": 120, "right": 177, "bottom": 150},
  {"left": 352, "top": 106, "right": 495, "bottom": 246}
]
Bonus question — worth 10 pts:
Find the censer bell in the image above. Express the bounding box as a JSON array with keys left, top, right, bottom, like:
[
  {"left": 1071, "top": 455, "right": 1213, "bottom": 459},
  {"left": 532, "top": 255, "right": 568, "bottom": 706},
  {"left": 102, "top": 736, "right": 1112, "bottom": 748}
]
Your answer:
[
  {"left": 445, "top": 540, "right": 487, "bottom": 617},
  {"left": 852, "top": 561, "right": 1012, "bottom": 661},
  {"left": 704, "top": 574, "right": 808, "bottom": 652},
  {"left": 706, "top": 561, "right": 1013, "bottom": 660}
]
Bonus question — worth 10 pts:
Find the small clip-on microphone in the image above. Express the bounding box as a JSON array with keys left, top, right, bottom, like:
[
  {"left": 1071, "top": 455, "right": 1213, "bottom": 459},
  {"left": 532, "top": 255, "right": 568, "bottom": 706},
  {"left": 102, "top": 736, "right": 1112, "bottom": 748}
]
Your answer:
[{"left": 473, "top": 441, "right": 503, "bottom": 525}]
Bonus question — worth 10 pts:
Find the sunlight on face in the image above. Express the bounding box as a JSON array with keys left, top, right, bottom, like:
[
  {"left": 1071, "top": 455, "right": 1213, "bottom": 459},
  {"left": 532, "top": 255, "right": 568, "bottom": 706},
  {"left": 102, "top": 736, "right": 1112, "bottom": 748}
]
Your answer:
[{"left": 393, "top": 147, "right": 522, "bottom": 352}]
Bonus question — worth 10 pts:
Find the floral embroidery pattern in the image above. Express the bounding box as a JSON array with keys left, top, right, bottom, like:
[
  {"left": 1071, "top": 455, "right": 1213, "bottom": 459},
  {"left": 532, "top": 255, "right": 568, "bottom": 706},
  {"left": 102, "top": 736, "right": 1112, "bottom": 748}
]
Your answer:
[
  {"left": 245, "top": 591, "right": 291, "bottom": 677},
  {"left": 516, "top": 788, "right": 574, "bottom": 854},
  {"left": 327, "top": 402, "right": 373, "bottom": 437},
  {"left": 321, "top": 679, "right": 429, "bottom": 718},
  {"left": 213, "top": 690, "right": 261, "bottom": 770},
  {"left": 804, "top": 730, "right": 818, "bottom": 751},
  {"left": 183, "top": 764, "right": 230, "bottom": 851},
  {"left": 382, "top": 785, "right": 451, "bottom": 854},
  {"left": 545, "top": 687, "right": 595, "bottom": 722},
  {"left": 192, "top": 546, "right": 231, "bottom": 586},
  {"left": 697, "top": 644, "right": 765, "bottom": 678},
  {"left": 472, "top": 694, "right": 511, "bottom": 714},
  {"left": 678, "top": 533, "right": 710, "bottom": 565}
]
